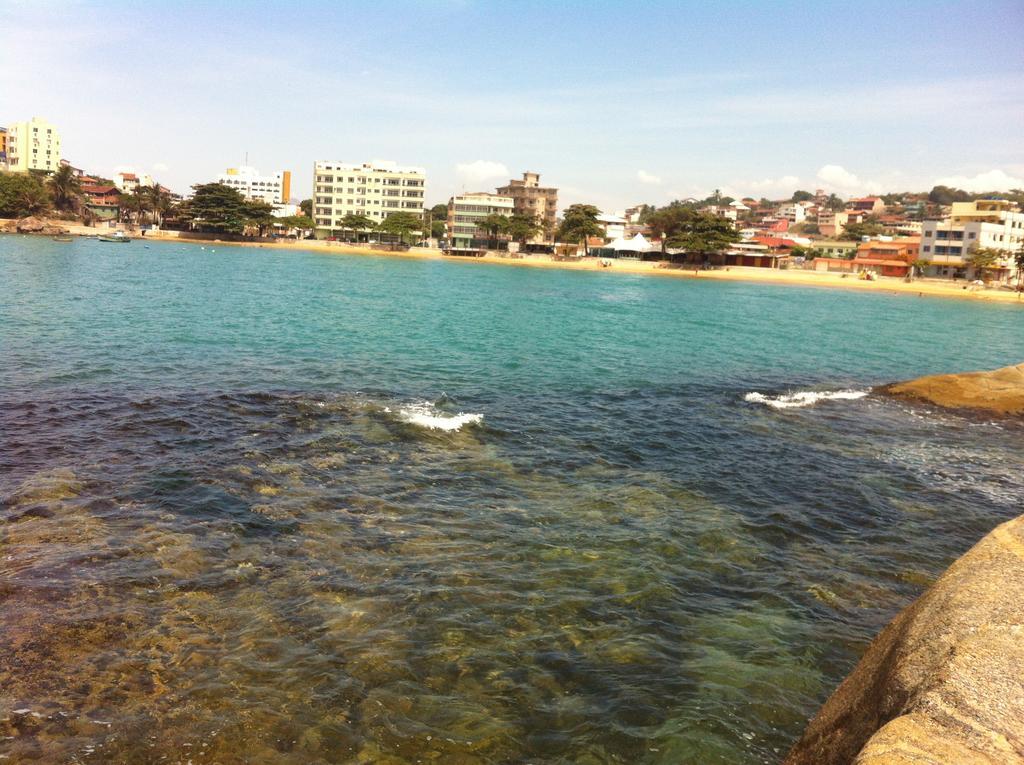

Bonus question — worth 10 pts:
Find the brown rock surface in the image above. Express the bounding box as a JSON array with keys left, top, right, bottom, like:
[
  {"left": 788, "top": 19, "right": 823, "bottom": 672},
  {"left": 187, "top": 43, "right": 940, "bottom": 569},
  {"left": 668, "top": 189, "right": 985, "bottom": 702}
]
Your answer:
[
  {"left": 3, "top": 216, "right": 70, "bottom": 236},
  {"left": 784, "top": 515, "right": 1024, "bottom": 765},
  {"left": 878, "top": 362, "right": 1024, "bottom": 416}
]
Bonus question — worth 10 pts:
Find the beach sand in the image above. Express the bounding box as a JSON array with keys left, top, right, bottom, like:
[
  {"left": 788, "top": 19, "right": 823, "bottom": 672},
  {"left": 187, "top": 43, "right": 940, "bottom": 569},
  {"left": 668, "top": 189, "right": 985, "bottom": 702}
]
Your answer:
[{"left": 11, "top": 219, "right": 1024, "bottom": 305}]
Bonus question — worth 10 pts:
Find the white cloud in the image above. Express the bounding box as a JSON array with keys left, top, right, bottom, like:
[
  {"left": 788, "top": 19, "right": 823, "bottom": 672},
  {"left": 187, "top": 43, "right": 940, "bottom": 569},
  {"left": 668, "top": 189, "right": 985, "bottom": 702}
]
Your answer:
[
  {"left": 933, "top": 169, "right": 1024, "bottom": 192},
  {"left": 815, "top": 165, "right": 879, "bottom": 195},
  {"left": 455, "top": 160, "right": 509, "bottom": 189},
  {"left": 720, "top": 175, "right": 801, "bottom": 200},
  {"left": 637, "top": 170, "right": 662, "bottom": 185},
  {"left": 153, "top": 162, "right": 169, "bottom": 172}
]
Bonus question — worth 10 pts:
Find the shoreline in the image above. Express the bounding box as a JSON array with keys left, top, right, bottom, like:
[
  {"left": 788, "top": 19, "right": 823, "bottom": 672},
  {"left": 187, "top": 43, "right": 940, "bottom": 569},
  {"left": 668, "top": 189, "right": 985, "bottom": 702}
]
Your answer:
[{"left": 5, "top": 221, "right": 1023, "bottom": 305}]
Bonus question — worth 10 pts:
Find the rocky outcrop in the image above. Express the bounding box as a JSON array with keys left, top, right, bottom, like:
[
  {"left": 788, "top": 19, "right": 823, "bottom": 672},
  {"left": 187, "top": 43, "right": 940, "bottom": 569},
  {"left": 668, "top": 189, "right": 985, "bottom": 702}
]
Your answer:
[
  {"left": 3, "top": 216, "right": 70, "bottom": 236},
  {"left": 785, "top": 515, "right": 1024, "bottom": 765},
  {"left": 878, "top": 362, "right": 1024, "bottom": 416}
]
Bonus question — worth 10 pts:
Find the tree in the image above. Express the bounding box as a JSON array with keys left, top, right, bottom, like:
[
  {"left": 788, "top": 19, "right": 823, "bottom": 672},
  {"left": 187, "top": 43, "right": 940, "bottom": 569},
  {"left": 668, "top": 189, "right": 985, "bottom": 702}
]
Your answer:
[
  {"left": 0, "top": 171, "right": 51, "bottom": 217},
  {"left": 118, "top": 189, "right": 146, "bottom": 226},
  {"left": 790, "top": 245, "right": 815, "bottom": 260},
  {"left": 271, "top": 215, "right": 314, "bottom": 237},
  {"left": 378, "top": 211, "right": 422, "bottom": 244},
  {"left": 338, "top": 213, "right": 376, "bottom": 241},
  {"left": 145, "top": 184, "right": 172, "bottom": 227},
  {"left": 663, "top": 210, "right": 741, "bottom": 256},
  {"left": 908, "top": 258, "right": 930, "bottom": 282},
  {"left": 928, "top": 185, "right": 972, "bottom": 205},
  {"left": 46, "top": 164, "right": 83, "bottom": 214},
  {"left": 841, "top": 221, "right": 885, "bottom": 241},
  {"left": 243, "top": 199, "right": 276, "bottom": 236},
  {"left": 646, "top": 202, "right": 698, "bottom": 253},
  {"left": 507, "top": 213, "right": 542, "bottom": 245},
  {"left": 476, "top": 213, "right": 511, "bottom": 248},
  {"left": 963, "top": 247, "right": 1003, "bottom": 281},
  {"left": 299, "top": 199, "right": 312, "bottom": 218},
  {"left": 556, "top": 204, "right": 602, "bottom": 255},
  {"left": 181, "top": 183, "right": 252, "bottom": 233},
  {"left": 426, "top": 203, "right": 448, "bottom": 240},
  {"left": 1015, "top": 245, "right": 1024, "bottom": 291},
  {"left": 825, "top": 193, "right": 845, "bottom": 211},
  {"left": 791, "top": 190, "right": 814, "bottom": 202}
]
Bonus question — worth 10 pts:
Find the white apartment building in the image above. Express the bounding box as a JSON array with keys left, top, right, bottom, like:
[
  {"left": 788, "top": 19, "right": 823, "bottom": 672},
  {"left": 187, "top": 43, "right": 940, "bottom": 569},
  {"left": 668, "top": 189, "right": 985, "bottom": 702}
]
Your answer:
[
  {"left": 217, "top": 166, "right": 291, "bottom": 205},
  {"left": 596, "top": 213, "right": 627, "bottom": 240},
  {"left": 114, "top": 172, "right": 154, "bottom": 194},
  {"left": 777, "top": 203, "right": 807, "bottom": 224},
  {"left": 312, "top": 160, "right": 425, "bottom": 236},
  {"left": 5, "top": 116, "right": 61, "bottom": 174},
  {"left": 447, "top": 192, "right": 514, "bottom": 251},
  {"left": 920, "top": 200, "right": 1024, "bottom": 281}
]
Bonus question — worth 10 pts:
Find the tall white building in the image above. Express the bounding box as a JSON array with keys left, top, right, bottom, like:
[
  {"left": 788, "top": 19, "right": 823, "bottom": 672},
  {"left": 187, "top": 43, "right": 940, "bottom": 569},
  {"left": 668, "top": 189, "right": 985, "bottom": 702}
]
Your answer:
[
  {"left": 114, "top": 172, "right": 154, "bottom": 194},
  {"left": 217, "top": 166, "right": 291, "bottom": 205},
  {"left": 5, "top": 116, "right": 62, "bottom": 174},
  {"left": 313, "top": 160, "right": 426, "bottom": 236},
  {"left": 921, "top": 200, "right": 1024, "bottom": 281}
]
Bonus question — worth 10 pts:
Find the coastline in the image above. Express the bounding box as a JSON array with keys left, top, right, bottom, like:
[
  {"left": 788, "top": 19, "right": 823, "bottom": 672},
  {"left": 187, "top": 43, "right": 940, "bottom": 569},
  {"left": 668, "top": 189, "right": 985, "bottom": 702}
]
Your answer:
[{"left": 6, "top": 220, "right": 1023, "bottom": 305}]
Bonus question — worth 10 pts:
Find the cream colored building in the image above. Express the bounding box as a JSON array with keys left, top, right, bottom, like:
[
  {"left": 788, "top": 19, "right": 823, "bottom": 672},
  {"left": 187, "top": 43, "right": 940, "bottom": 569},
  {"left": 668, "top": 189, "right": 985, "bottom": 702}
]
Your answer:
[
  {"left": 312, "top": 160, "right": 425, "bottom": 236},
  {"left": 218, "top": 166, "right": 291, "bottom": 205},
  {"left": 921, "top": 200, "right": 1024, "bottom": 281},
  {"left": 5, "top": 116, "right": 62, "bottom": 174},
  {"left": 447, "top": 192, "right": 514, "bottom": 251},
  {"left": 496, "top": 172, "right": 558, "bottom": 241}
]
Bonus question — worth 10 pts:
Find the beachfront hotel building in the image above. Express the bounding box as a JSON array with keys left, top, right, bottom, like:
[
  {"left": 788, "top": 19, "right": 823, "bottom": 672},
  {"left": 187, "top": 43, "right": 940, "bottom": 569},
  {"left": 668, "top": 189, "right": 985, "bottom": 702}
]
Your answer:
[
  {"left": 5, "top": 117, "right": 61, "bottom": 174},
  {"left": 496, "top": 172, "right": 558, "bottom": 241},
  {"left": 217, "top": 166, "right": 291, "bottom": 205},
  {"left": 446, "top": 192, "right": 515, "bottom": 252},
  {"left": 920, "top": 199, "right": 1024, "bottom": 281},
  {"left": 312, "top": 160, "right": 425, "bottom": 237},
  {"left": 0, "top": 127, "right": 7, "bottom": 169}
]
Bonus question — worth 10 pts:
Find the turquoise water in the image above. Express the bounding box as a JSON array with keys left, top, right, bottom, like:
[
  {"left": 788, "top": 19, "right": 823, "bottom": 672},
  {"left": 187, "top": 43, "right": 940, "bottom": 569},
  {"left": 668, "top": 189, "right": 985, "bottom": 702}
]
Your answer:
[{"left": 2, "top": 235, "right": 1023, "bottom": 763}]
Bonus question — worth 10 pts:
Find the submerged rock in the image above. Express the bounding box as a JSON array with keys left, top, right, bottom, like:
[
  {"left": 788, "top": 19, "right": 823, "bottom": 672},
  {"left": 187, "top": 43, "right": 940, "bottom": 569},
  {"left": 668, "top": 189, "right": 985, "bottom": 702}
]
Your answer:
[
  {"left": 877, "top": 362, "right": 1024, "bottom": 416},
  {"left": 784, "top": 514, "right": 1024, "bottom": 764}
]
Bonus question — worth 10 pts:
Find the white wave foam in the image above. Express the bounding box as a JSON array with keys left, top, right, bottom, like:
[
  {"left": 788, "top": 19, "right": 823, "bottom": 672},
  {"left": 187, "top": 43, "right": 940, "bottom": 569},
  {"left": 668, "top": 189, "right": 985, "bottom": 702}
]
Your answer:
[
  {"left": 744, "top": 389, "right": 868, "bottom": 410},
  {"left": 395, "top": 402, "right": 483, "bottom": 432}
]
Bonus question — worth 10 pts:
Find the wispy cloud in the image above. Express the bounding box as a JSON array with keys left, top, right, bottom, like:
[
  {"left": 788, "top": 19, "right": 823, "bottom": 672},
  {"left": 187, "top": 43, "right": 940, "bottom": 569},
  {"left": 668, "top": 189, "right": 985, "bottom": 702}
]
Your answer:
[
  {"left": 637, "top": 170, "right": 662, "bottom": 185},
  {"left": 455, "top": 160, "right": 509, "bottom": 190},
  {"left": 934, "top": 169, "right": 1024, "bottom": 192}
]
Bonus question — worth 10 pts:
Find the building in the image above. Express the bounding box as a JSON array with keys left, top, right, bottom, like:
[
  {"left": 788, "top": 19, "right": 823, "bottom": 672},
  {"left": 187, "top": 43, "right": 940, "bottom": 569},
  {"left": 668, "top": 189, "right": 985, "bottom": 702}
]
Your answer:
[
  {"left": 818, "top": 209, "right": 867, "bottom": 238},
  {"left": 808, "top": 240, "right": 858, "bottom": 259},
  {"left": 446, "top": 192, "right": 514, "bottom": 252},
  {"left": 920, "top": 200, "right": 1024, "bottom": 281},
  {"left": 848, "top": 196, "right": 885, "bottom": 214},
  {"left": 114, "top": 172, "right": 154, "bottom": 194},
  {"left": 596, "top": 213, "right": 627, "bottom": 240},
  {"left": 776, "top": 203, "right": 807, "bottom": 224},
  {"left": 312, "top": 160, "right": 425, "bottom": 237},
  {"left": 0, "top": 127, "right": 7, "bottom": 169},
  {"left": 5, "top": 117, "right": 62, "bottom": 174},
  {"left": 81, "top": 184, "right": 121, "bottom": 221},
  {"left": 702, "top": 205, "right": 738, "bottom": 221},
  {"left": 496, "top": 172, "right": 558, "bottom": 241},
  {"left": 217, "top": 166, "right": 291, "bottom": 205}
]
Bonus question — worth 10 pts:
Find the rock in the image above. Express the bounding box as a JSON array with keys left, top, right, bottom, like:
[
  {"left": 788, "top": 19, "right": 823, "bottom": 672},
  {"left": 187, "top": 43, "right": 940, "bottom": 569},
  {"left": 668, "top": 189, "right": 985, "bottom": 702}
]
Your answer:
[
  {"left": 5, "top": 216, "right": 70, "bottom": 236},
  {"left": 784, "top": 515, "right": 1024, "bottom": 765},
  {"left": 877, "top": 362, "right": 1024, "bottom": 416}
]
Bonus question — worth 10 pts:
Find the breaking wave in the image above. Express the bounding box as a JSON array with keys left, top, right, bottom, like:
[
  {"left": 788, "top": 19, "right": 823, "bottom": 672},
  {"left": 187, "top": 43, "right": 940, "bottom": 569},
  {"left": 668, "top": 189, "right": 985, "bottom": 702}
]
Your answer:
[
  {"left": 391, "top": 401, "right": 484, "bottom": 432},
  {"left": 744, "top": 389, "right": 869, "bottom": 410}
]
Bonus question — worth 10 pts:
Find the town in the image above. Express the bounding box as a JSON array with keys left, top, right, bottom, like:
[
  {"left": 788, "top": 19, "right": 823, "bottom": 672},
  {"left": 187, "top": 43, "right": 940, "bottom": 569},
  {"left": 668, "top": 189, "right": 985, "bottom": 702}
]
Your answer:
[{"left": 2, "top": 115, "right": 1023, "bottom": 289}]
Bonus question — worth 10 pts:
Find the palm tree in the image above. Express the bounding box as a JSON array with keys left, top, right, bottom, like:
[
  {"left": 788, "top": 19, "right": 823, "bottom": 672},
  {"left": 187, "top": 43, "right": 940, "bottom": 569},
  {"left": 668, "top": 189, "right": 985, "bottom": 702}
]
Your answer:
[
  {"left": 145, "top": 185, "right": 172, "bottom": 227},
  {"left": 46, "top": 164, "right": 83, "bottom": 215},
  {"left": 476, "top": 213, "right": 510, "bottom": 249}
]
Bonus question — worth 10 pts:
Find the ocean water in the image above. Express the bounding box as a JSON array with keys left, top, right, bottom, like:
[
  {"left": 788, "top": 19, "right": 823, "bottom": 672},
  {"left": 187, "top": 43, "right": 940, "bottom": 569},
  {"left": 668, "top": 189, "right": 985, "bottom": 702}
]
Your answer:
[{"left": 2, "top": 235, "right": 1023, "bottom": 764}]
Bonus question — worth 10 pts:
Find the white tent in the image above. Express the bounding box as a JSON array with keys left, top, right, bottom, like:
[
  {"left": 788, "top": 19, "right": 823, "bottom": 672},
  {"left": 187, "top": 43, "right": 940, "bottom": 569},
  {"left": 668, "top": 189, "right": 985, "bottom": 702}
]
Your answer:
[
  {"left": 608, "top": 233, "right": 653, "bottom": 252},
  {"left": 607, "top": 237, "right": 632, "bottom": 251}
]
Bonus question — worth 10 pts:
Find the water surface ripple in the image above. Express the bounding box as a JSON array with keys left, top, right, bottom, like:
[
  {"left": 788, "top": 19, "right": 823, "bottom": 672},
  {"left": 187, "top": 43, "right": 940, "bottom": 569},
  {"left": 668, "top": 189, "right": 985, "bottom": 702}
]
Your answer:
[{"left": 2, "top": 237, "right": 1023, "bottom": 763}]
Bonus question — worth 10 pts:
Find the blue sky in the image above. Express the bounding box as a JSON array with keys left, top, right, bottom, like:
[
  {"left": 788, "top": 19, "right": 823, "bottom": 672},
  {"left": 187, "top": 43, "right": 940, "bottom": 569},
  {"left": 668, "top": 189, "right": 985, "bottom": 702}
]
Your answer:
[{"left": 2, "top": 0, "right": 1022, "bottom": 211}]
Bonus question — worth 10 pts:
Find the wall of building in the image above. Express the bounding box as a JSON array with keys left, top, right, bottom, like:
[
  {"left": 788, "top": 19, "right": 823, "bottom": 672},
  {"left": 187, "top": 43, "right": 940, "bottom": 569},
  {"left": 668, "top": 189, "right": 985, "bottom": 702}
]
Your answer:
[
  {"left": 6, "top": 117, "right": 61, "bottom": 174},
  {"left": 313, "top": 161, "right": 425, "bottom": 234}
]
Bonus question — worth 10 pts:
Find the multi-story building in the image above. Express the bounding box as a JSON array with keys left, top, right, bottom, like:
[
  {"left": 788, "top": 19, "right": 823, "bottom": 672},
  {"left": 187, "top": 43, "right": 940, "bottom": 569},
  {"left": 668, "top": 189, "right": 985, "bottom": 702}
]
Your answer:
[
  {"left": 0, "top": 127, "right": 7, "bottom": 169},
  {"left": 496, "top": 172, "right": 558, "bottom": 241},
  {"left": 808, "top": 240, "right": 858, "bottom": 259},
  {"left": 217, "top": 166, "right": 291, "bottom": 205},
  {"left": 920, "top": 200, "right": 1024, "bottom": 281},
  {"left": 818, "top": 209, "right": 867, "bottom": 238},
  {"left": 848, "top": 196, "right": 885, "bottom": 214},
  {"left": 114, "top": 172, "right": 154, "bottom": 194},
  {"left": 312, "top": 160, "right": 425, "bottom": 237},
  {"left": 596, "top": 213, "right": 627, "bottom": 240},
  {"left": 776, "top": 203, "right": 807, "bottom": 224},
  {"left": 446, "top": 192, "right": 514, "bottom": 252},
  {"left": 5, "top": 117, "right": 62, "bottom": 174}
]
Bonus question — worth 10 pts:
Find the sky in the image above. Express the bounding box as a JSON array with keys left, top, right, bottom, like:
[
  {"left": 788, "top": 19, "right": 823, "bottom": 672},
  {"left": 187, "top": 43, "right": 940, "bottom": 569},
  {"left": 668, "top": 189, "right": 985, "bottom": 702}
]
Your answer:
[{"left": 2, "top": 0, "right": 1023, "bottom": 212}]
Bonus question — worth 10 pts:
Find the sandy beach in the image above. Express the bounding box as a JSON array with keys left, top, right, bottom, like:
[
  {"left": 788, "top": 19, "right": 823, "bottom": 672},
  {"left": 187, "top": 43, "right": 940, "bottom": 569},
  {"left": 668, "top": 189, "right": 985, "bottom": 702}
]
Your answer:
[{"left": 8, "top": 219, "right": 1024, "bottom": 305}]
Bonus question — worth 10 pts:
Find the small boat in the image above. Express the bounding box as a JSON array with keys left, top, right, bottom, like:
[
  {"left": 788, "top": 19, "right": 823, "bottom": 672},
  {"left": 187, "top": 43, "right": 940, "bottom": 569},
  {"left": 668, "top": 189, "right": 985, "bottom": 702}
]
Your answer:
[
  {"left": 52, "top": 236, "right": 74, "bottom": 242},
  {"left": 98, "top": 231, "right": 131, "bottom": 243}
]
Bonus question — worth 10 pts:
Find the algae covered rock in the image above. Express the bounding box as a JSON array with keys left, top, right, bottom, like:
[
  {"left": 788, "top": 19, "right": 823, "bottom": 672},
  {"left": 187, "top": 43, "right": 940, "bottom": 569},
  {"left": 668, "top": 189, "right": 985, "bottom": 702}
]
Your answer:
[
  {"left": 878, "top": 362, "right": 1024, "bottom": 416},
  {"left": 784, "top": 514, "right": 1024, "bottom": 764}
]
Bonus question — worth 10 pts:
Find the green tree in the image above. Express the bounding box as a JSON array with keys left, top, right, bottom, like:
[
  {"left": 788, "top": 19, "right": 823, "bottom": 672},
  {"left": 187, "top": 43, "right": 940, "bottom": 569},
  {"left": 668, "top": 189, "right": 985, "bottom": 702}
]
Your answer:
[
  {"left": 556, "top": 204, "right": 602, "bottom": 255},
  {"left": 118, "top": 188, "right": 146, "bottom": 226},
  {"left": 46, "top": 164, "right": 83, "bottom": 214},
  {"left": 791, "top": 190, "right": 814, "bottom": 202},
  {"left": 476, "top": 213, "right": 511, "bottom": 248},
  {"left": 964, "top": 247, "right": 1003, "bottom": 281},
  {"left": 928, "top": 185, "right": 972, "bottom": 205},
  {"left": 244, "top": 199, "right": 276, "bottom": 236},
  {"left": 272, "top": 215, "right": 314, "bottom": 235},
  {"left": 790, "top": 245, "right": 815, "bottom": 260},
  {"left": 841, "top": 221, "right": 886, "bottom": 240},
  {"left": 1015, "top": 245, "right": 1024, "bottom": 290},
  {"left": 0, "top": 171, "right": 51, "bottom": 217},
  {"left": 426, "top": 203, "right": 448, "bottom": 240},
  {"left": 646, "top": 202, "right": 698, "bottom": 253},
  {"left": 507, "top": 213, "right": 542, "bottom": 245},
  {"left": 908, "top": 258, "right": 930, "bottom": 282},
  {"left": 181, "top": 183, "right": 252, "bottom": 233},
  {"left": 825, "top": 193, "right": 845, "bottom": 211},
  {"left": 378, "top": 211, "right": 422, "bottom": 244},
  {"left": 145, "top": 184, "right": 173, "bottom": 226},
  {"left": 663, "top": 210, "right": 741, "bottom": 256},
  {"left": 338, "top": 213, "right": 376, "bottom": 241},
  {"left": 299, "top": 198, "right": 312, "bottom": 217}
]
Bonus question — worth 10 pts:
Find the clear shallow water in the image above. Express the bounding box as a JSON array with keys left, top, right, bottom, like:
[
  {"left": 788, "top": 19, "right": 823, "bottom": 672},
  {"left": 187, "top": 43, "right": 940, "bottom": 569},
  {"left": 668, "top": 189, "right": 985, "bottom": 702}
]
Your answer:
[{"left": 2, "top": 235, "right": 1023, "bottom": 764}]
